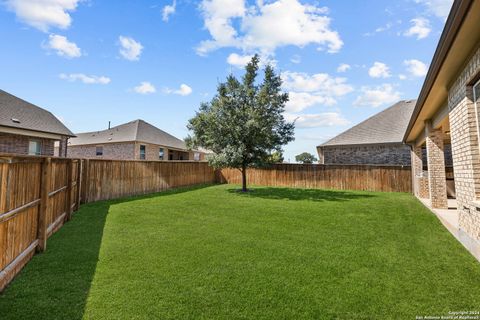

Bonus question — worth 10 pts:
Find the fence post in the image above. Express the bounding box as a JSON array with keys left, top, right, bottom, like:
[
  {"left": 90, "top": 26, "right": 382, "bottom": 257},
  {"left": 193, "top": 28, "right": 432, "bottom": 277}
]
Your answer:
[
  {"left": 75, "top": 159, "right": 82, "bottom": 210},
  {"left": 81, "top": 159, "right": 90, "bottom": 204},
  {"left": 37, "top": 157, "right": 51, "bottom": 252},
  {"left": 65, "top": 159, "right": 73, "bottom": 221}
]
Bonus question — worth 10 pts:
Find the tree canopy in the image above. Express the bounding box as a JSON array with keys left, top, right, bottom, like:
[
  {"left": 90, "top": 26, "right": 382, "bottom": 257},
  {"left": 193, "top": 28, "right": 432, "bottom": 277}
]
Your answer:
[
  {"left": 295, "top": 152, "right": 318, "bottom": 164},
  {"left": 186, "top": 55, "right": 295, "bottom": 191}
]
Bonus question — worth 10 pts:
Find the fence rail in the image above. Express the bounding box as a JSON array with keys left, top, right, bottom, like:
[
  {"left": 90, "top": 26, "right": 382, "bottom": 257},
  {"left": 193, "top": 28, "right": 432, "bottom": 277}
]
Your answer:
[
  {"left": 1, "top": 156, "right": 411, "bottom": 292},
  {"left": 81, "top": 159, "right": 216, "bottom": 203},
  {"left": 0, "top": 156, "right": 80, "bottom": 291},
  {"left": 0, "top": 156, "right": 216, "bottom": 291},
  {"left": 218, "top": 164, "right": 412, "bottom": 193}
]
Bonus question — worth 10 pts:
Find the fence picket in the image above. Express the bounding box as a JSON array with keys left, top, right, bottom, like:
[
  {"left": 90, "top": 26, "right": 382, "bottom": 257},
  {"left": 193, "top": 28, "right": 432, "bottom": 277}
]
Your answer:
[{"left": 0, "top": 154, "right": 413, "bottom": 292}]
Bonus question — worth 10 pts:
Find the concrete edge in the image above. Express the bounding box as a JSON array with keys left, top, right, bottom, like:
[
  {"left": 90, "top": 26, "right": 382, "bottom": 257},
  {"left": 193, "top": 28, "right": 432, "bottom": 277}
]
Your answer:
[{"left": 417, "top": 196, "right": 480, "bottom": 263}]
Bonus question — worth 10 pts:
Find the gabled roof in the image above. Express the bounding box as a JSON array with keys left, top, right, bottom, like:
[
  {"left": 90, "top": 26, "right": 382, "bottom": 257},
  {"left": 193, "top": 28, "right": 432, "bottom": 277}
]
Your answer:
[
  {"left": 319, "top": 100, "right": 416, "bottom": 147},
  {"left": 69, "top": 119, "right": 188, "bottom": 150},
  {"left": 0, "top": 89, "right": 74, "bottom": 137}
]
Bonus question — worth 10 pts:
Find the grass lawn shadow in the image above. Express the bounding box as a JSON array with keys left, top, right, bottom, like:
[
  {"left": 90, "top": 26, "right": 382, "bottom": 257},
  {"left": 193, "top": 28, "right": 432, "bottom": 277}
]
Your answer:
[
  {"left": 0, "top": 201, "right": 109, "bottom": 320},
  {"left": 227, "top": 186, "right": 377, "bottom": 202},
  {"left": 0, "top": 184, "right": 214, "bottom": 320}
]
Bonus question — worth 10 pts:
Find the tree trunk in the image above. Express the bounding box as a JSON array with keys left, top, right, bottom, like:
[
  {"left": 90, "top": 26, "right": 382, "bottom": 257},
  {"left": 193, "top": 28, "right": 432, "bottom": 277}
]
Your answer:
[{"left": 241, "top": 165, "right": 247, "bottom": 192}]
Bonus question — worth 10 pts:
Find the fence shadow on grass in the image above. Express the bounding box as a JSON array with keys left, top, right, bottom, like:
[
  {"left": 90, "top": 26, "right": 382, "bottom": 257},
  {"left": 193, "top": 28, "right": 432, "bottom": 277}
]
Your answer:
[
  {"left": 227, "top": 186, "right": 377, "bottom": 202},
  {"left": 0, "top": 184, "right": 214, "bottom": 320},
  {"left": 0, "top": 200, "right": 109, "bottom": 320}
]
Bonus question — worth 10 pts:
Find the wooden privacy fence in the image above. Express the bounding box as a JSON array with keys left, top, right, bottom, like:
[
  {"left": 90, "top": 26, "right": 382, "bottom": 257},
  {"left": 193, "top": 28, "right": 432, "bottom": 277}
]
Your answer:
[
  {"left": 1, "top": 157, "right": 409, "bottom": 292},
  {"left": 0, "top": 155, "right": 81, "bottom": 291},
  {"left": 0, "top": 156, "right": 215, "bottom": 292},
  {"left": 81, "top": 159, "right": 216, "bottom": 203},
  {"left": 218, "top": 164, "right": 412, "bottom": 193}
]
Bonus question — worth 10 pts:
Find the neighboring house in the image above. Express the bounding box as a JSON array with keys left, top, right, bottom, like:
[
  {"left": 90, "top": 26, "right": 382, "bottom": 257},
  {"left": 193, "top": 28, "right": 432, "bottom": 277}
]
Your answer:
[
  {"left": 317, "top": 100, "right": 417, "bottom": 166},
  {"left": 0, "top": 89, "right": 74, "bottom": 157},
  {"left": 68, "top": 119, "right": 206, "bottom": 161},
  {"left": 404, "top": 0, "right": 480, "bottom": 251}
]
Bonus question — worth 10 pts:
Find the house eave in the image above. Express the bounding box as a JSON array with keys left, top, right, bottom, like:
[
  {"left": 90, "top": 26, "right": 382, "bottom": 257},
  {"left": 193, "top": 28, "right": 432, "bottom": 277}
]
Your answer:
[
  {"left": 404, "top": 0, "right": 480, "bottom": 143},
  {"left": 0, "top": 125, "right": 72, "bottom": 140}
]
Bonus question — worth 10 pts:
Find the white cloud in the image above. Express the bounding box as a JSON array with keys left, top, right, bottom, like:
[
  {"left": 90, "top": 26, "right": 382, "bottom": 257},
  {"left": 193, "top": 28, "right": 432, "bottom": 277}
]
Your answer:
[
  {"left": 404, "top": 18, "right": 431, "bottom": 39},
  {"left": 45, "top": 34, "right": 81, "bottom": 58},
  {"left": 164, "top": 84, "right": 193, "bottom": 96},
  {"left": 226, "top": 53, "right": 253, "bottom": 68},
  {"left": 162, "top": 0, "right": 176, "bottom": 22},
  {"left": 197, "top": 0, "right": 245, "bottom": 55},
  {"left": 282, "top": 71, "right": 353, "bottom": 112},
  {"left": 415, "top": 0, "right": 453, "bottom": 19},
  {"left": 284, "top": 112, "right": 349, "bottom": 128},
  {"left": 197, "top": 0, "right": 342, "bottom": 56},
  {"left": 368, "top": 62, "right": 390, "bottom": 78},
  {"left": 286, "top": 92, "right": 336, "bottom": 112},
  {"left": 354, "top": 84, "right": 401, "bottom": 108},
  {"left": 290, "top": 54, "right": 301, "bottom": 64},
  {"left": 364, "top": 22, "right": 394, "bottom": 36},
  {"left": 226, "top": 52, "right": 276, "bottom": 68},
  {"left": 175, "top": 84, "right": 193, "bottom": 96},
  {"left": 337, "top": 63, "right": 350, "bottom": 73},
  {"left": 375, "top": 22, "right": 393, "bottom": 33},
  {"left": 399, "top": 74, "right": 407, "bottom": 80},
  {"left": 59, "top": 73, "right": 110, "bottom": 84},
  {"left": 119, "top": 36, "right": 143, "bottom": 61},
  {"left": 404, "top": 59, "right": 428, "bottom": 77},
  {"left": 5, "top": 0, "right": 81, "bottom": 32},
  {"left": 282, "top": 72, "right": 353, "bottom": 95},
  {"left": 134, "top": 82, "right": 156, "bottom": 94}
]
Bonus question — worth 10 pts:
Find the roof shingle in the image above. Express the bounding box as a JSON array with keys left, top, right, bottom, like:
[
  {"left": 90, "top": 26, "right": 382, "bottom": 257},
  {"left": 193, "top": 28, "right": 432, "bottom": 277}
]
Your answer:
[
  {"left": 0, "top": 90, "right": 74, "bottom": 136},
  {"left": 320, "top": 100, "right": 416, "bottom": 147},
  {"left": 69, "top": 119, "right": 188, "bottom": 150}
]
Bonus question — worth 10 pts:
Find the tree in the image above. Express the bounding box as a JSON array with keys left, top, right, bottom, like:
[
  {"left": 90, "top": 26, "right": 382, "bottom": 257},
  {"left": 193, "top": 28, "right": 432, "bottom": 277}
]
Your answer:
[
  {"left": 186, "top": 55, "right": 295, "bottom": 192},
  {"left": 295, "top": 152, "right": 317, "bottom": 164},
  {"left": 268, "top": 151, "right": 284, "bottom": 163}
]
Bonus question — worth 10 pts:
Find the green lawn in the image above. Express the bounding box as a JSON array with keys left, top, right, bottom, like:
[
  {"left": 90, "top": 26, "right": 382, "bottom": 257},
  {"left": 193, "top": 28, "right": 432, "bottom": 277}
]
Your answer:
[{"left": 1, "top": 184, "right": 479, "bottom": 319}]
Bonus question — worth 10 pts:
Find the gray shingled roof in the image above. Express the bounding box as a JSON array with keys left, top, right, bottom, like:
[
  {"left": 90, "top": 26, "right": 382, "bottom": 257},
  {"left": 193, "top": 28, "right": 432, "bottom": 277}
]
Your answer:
[
  {"left": 320, "top": 100, "right": 416, "bottom": 147},
  {"left": 0, "top": 89, "right": 74, "bottom": 136},
  {"left": 69, "top": 119, "right": 188, "bottom": 150}
]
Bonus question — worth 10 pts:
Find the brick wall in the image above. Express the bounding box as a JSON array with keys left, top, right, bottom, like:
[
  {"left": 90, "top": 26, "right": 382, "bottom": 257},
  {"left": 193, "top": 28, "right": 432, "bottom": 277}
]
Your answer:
[
  {"left": 421, "top": 144, "right": 453, "bottom": 167},
  {"left": 133, "top": 142, "right": 191, "bottom": 161},
  {"left": 426, "top": 125, "right": 448, "bottom": 208},
  {"left": 68, "top": 142, "right": 136, "bottom": 160},
  {"left": 68, "top": 142, "right": 201, "bottom": 161},
  {"left": 318, "top": 143, "right": 411, "bottom": 165},
  {"left": 448, "top": 46, "right": 480, "bottom": 241},
  {"left": 418, "top": 177, "right": 430, "bottom": 198},
  {"left": 0, "top": 132, "right": 55, "bottom": 156}
]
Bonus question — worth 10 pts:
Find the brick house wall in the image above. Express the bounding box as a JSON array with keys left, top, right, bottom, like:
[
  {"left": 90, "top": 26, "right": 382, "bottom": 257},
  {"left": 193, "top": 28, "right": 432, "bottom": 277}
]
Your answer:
[
  {"left": 448, "top": 45, "right": 480, "bottom": 241},
  {"left": 68, "top": 141, "right": 203, "bottom": 161},
  {"left": 133, "top": 142, "right": 191, "bottom": 160},
  {"left": 420, "top": 145, "right": 453, "bottom": 167},
  {"left": 67, "top": 142, "right": 136, "bottom": 160},
  {"left": 318, "top": 143, "right": 411, "bottom": 165},
  {"left": 0, "top": 132, "right": 55, "bottom": 156}
]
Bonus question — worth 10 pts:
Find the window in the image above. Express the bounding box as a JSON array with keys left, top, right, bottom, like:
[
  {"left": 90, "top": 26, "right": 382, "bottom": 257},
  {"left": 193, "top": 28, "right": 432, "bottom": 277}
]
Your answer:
[
  {"left": 28, "top": 140, "right": 41, "bottom": 155},
  {"left": 159, "top": 148, "right": 164, "bottom": 160},
  {"left": 140, "top": 145, "right": 146, "bottom": 160},
  {"left": 194, "top": 152, "right": 200, "bottom": 161},
  {"left": 96, "top": 146, "right": 103, "bottom": 156}
]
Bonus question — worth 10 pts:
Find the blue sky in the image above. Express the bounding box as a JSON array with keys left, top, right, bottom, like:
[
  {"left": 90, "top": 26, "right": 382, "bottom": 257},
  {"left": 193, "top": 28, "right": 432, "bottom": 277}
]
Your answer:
[{"left": 0, "top": 0, "right": 453, "bottom": 162}]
